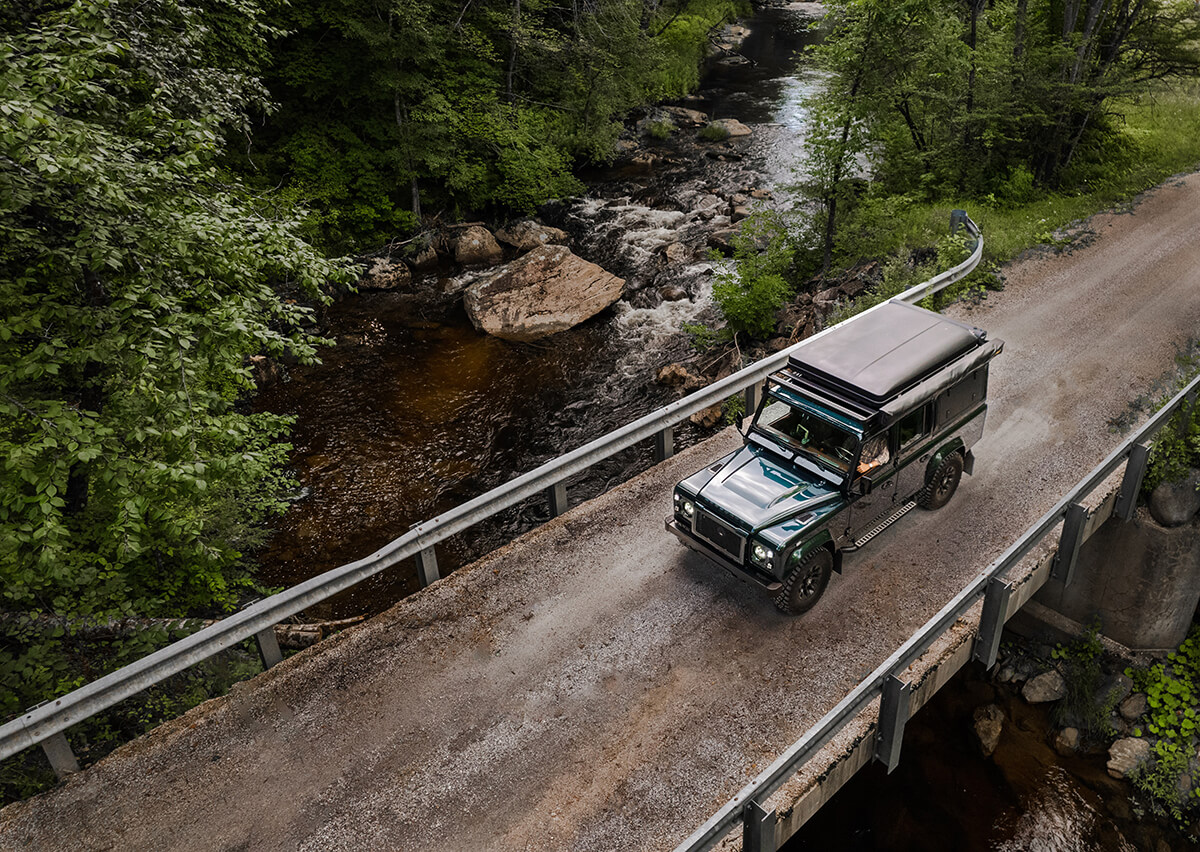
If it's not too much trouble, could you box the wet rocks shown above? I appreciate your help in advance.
[454,225,504,267]
[973,704,1005,756]
[706,118,753,138]
[658,285,689,302]
[1022,670,1067,703]
[656,363,703,390]
[359,257,413,291]
[495,220,569,253]
[663,106,708,127]
[463,245,624,342]
[1148,468,1200,526]
[1107,737,1151,779]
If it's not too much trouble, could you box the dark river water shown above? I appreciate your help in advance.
[252,3,1165,848]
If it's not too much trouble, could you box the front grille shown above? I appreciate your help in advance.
[695,510,746,564]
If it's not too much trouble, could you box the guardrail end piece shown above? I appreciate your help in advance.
[742,798,778,852]
[42,731,80,779]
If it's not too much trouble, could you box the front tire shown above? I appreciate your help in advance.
[919,452,963,510]
[774,548,833,615]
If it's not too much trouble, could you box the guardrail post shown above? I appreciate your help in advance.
[874,674,911,774]
[1051,503,1088,586]
[744,381,761,421]
[41,731,80,779]
[1115,442,1151,522]
[973,578,1012,669]
[654,426,674,462]
[742,798,778,852]
[546,482,568,517]
[416,546,440,587]
[254,627,284,669]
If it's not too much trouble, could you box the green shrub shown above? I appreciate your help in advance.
[647,120,676,141]
[699,122,730,142]
[711,213,796,339]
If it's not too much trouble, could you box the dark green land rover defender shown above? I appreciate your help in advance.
[667,301,1003,614]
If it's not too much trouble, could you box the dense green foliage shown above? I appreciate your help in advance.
[1127,626,1200,824]
[804,0,1200,269]
[245,0,740,250]
[0,0,351,726]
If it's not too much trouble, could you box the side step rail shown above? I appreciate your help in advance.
[846,501,918,551]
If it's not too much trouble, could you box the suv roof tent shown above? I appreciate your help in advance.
[785,301,995,411]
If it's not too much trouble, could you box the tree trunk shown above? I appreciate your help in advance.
[506,0,521,102]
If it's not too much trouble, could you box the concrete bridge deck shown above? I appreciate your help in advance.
[4,174,1200,851]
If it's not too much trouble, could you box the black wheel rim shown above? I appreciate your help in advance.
[797,562,822,599]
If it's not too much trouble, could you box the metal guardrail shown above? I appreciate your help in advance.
[674,365,1200,852]
[0,213,983,775]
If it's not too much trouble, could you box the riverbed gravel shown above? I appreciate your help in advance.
[3,174,1200,851]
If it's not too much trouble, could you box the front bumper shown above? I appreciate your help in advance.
[665,518,783,592]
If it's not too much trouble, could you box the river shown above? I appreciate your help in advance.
[252,3,1152,848]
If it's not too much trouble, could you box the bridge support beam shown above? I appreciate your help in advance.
[416,546,440,587]
[546,482,569,517]
[973,578,1012,669]
[254,627,284,670]
[744,381,761,423]
[743,798,778,852]
[41,731,79,780]
[1114,442,1151,522]
[1051,503,1088,586]
[654,426,674,463]
[873,675,911,774]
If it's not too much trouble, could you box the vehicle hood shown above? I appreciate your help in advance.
[696,444,841,532]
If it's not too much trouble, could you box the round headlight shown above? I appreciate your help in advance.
[752,544,774,565]
[682,500,695,517]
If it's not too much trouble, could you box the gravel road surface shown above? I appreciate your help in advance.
[4,173,1200,851]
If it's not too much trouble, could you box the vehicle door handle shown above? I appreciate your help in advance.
[882,480,893,489]
[919,454,930,463]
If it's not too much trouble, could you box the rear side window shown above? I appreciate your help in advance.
[897,406,928,450]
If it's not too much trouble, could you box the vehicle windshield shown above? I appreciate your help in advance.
[753,396,860,474]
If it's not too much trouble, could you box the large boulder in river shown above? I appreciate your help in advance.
[463,245,624,342]
[494,220,569,253]
[454,225,503,266]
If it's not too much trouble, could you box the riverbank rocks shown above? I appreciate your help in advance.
[656,363,703,390]
[690,404,723,429]
[1119,692,1147,721]
[1148,468,1200,526]
[454,225,503,266]
[494,220,569,253]
[664,106,708,127]
[1107,737,1151,779]
[1022,670,1067,703]
[1055,727,1081,755]
[707,118,752,138]
[973,704,1005,756]
[359,257,413,290]
[463,245,624,342]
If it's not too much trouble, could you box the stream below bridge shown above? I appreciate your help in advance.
[252,3,1161,849]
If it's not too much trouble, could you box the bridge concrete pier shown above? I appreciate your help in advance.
[1034,508,1200,652]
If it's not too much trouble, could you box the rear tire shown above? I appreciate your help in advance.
[919,452,963,510]
[774,548,833,615]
